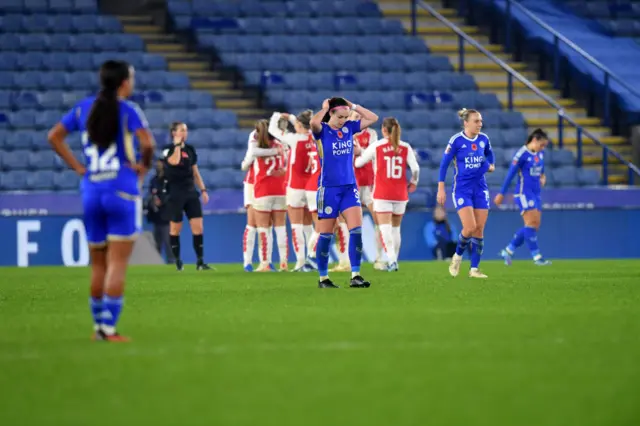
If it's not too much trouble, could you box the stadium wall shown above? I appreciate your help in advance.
[1,210,638,267]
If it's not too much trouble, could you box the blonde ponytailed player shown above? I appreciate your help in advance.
[354,117,419,271]
[268,110,318,272]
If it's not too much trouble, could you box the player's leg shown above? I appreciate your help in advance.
[374,200,396,268]
[243,184,257,271]
[523,207,550,265]
[450,203,477,277]
[273,209,288,271]
[369,206,385,270]
[500,194,528,265]
[82,192,109,340]
[168,195,185,271]
[304,191,320,270]
[101,193,141,341]
[330,215,351,272]
[287,189,306,271]
[253,197,274,272]
[186,195,210,270]
[341,185,370,288]
[315,187,339,287]
[469,208,489,278]
[388,203,406,271]
[302,208,314,246]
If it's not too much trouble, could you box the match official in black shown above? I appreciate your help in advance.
[163,121,211,271]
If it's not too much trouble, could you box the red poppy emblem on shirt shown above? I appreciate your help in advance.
[337,131,343,139]
[471,143,478,151]
[182,152,189,158]
[534,156,540,163]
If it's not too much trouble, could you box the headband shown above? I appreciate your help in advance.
[330,106,349,112]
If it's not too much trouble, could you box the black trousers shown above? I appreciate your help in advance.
[153,223,175,263]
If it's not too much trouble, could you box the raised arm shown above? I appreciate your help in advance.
[346,100,378,131]
[310,99,329,135]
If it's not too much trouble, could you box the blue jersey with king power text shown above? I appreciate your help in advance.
[61,96,149,196]
[499,145,545,196]
[313,120,361,187]
[438,132,495,189]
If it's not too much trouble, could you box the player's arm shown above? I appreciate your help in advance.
[354,141,377,168]
[47,106,86,176]
[494,151,524,205]
[345,100,378,130]
[268,112,287,140]
[310,99,329,135]
[484,137,495,172]
[128,103,155,173]
[437,139,457,205]
[407,145,420,186]
[369,128,378,143]
[540,157,546,186]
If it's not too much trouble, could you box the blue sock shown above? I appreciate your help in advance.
[455,233,471,256]
[89,296,103,330]
[507,227,526,254]
[523,227,541,260]
[470,237,484,268]
[348,226,362,274]
[102,295,124,332]
[316,233,332,277]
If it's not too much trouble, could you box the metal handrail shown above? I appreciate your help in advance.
[412,0,640,185]
[503,0,640,128]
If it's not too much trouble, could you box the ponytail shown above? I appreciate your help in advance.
[86,88,119,149]
[383,117,401,152]
[87,60,131,150]
[255,119,270,149]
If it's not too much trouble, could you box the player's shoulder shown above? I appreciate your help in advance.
[399,140,413,149]
[71,95,96,112]
[120,99,144,114]
[513,145,529,159]
[447,132,463,145]
[478,132,491,141]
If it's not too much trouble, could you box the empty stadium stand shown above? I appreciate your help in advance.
[462,0,639,184]
[0,0,610,202]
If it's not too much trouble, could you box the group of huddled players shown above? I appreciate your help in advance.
[240,100,551,286]
[45,60,552,340]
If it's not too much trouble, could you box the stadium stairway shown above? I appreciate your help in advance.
[116,14,267,128]
[377,0,633,184]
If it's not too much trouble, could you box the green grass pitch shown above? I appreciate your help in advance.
[1,260,639,426]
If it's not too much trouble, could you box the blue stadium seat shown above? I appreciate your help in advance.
[0,53,19,71]
[485,168,506,187]
[3,150,30,170]
[551,166,579,187]
[1,171,30,190]
[27,170,56,190]
[54,170,81,191]
[549,148,575,167]
[577,168,601,186]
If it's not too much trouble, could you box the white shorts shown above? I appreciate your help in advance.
[359,185,374,206]
[306,190,317,212]
[243,183,254,207]
[373,199,408,216]
[287,187,307,208]
[253,195,286,212]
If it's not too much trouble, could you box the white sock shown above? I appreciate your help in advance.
[379,223,397,263]
[267,226,274,263]
[291,224,305,268]
[243,225,256,266]
[274,226,288,266]
[392,226,401,261]
[374,225,383,262]
[307,231,319,259]
[257,227,269,264]
[303,224,313,247]
[336,222,350,264]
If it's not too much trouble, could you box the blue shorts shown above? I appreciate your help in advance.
[452,187,490,211]
[515,192,541,213]
[317,184,361,219]
[83,190,142,246]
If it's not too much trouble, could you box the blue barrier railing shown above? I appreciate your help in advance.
[412,0,640,185]
[502,0,640,129]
